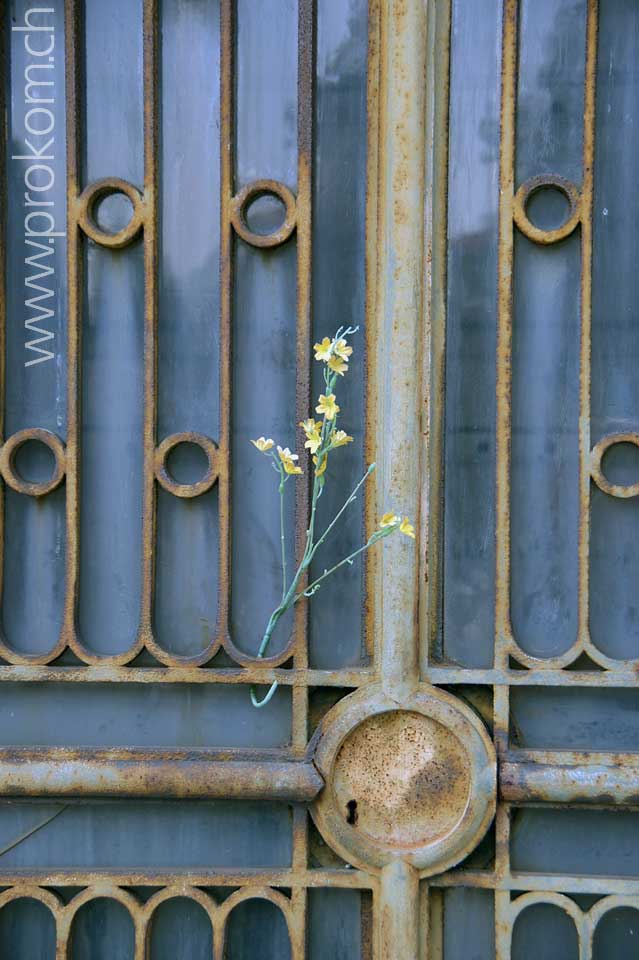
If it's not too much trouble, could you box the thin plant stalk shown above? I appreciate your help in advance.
[249,328,414,708]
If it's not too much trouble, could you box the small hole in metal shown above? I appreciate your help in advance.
[346,799,358,826]
[165,442,210,486]
[244,194,286,236]
[93,192,135,234]
[525,185,571,232]
[13,440,56,485]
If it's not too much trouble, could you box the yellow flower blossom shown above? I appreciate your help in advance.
[313,337,333,362]
[251,436,274,452]
[328,355,349,376]
[379,512,400,528]
[277,445,303,475]
[300,418,322,455]
[399,517,415,539]
[316,393,339,420]
[331,430,353,448]
[334,338,353,361]
[313,454,327,476]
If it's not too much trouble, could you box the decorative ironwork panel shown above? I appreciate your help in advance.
[426,0,639,957]
[2,0,639,957]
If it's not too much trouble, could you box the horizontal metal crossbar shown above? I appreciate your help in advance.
[0,748,634,805]
[0,749,323,801]
[500,755,639,806]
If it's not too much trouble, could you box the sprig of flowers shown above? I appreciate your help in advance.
[249,327,414,707]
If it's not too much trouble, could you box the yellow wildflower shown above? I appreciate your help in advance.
[399,517,416,539]
[334,338,353,361]
[300,418,322,455]
[332,430,353,448]
[316,393,339,420]
[251,436,274,452]
[379,512,400,528]
[313,454,327,476]
[313,337,333,362]
[328,355,349,376]
[277,445,303,476]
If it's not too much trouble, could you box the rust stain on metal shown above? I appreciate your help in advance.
[154,431,220,499]
[422,0,451,671]
[230,179,298,248]
[292,0,314,765]
[333,711,470,848]
[2,2,633,957]
[500,755,639,806]
[0,428,66,497]
[494,0,517,671]
[0,750,323,802]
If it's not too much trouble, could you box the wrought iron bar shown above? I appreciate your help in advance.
[0,750,322,801]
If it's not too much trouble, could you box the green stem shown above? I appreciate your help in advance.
[279,476,287,600]
[250,680,279,708]
[250,529,392,708]
[295,528,393,602]
[251,436,324,708]
[251,330,360,709]
[308,463,375,564]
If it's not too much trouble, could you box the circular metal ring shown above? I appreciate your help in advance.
[0,428,66,497]
[230,179,297,248]
[513,174,581,245]
[590,432,639,498]
[310,683,496,875]
[154,432,219,499]
[77,177,144,249]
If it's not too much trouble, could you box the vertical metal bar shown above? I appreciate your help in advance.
[62,0,82,659]
[56,922,68,960]
[218,0,233,652]
[377,861,420,960]
[426,888,444,960]
[493,683,509,758]
[134,916,146,960]
[364,0,382,669]
[494,801,512,890]
[494,681,511,923]
[292,0,314,755]
[377,0,427,700]
[361,890,375,960]
[139,0,159,652]
[422,0,451,673]
[580,0,598,658]
[494,890,512,960]
[495,0,517,669]
[291,805,308,960]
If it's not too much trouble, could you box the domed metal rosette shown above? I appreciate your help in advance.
[309,683,496,876]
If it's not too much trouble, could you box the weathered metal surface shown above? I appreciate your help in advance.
[310,684,496,876]
[3,743,637,809]
[0,427,66,496]
[501,757,639,806]
[378,861,420,960]
[230,179,297,249]
[0,883,299,960]
[154,431,219,499]
[590,431,639,499]
[511,173,582,246]
[421,0,451,675]
[494,0,611,674]
[0,751,322,802]
[375,0,427,703]
[2,0,639,957]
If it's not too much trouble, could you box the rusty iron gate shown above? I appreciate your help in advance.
[1,0,639,956]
